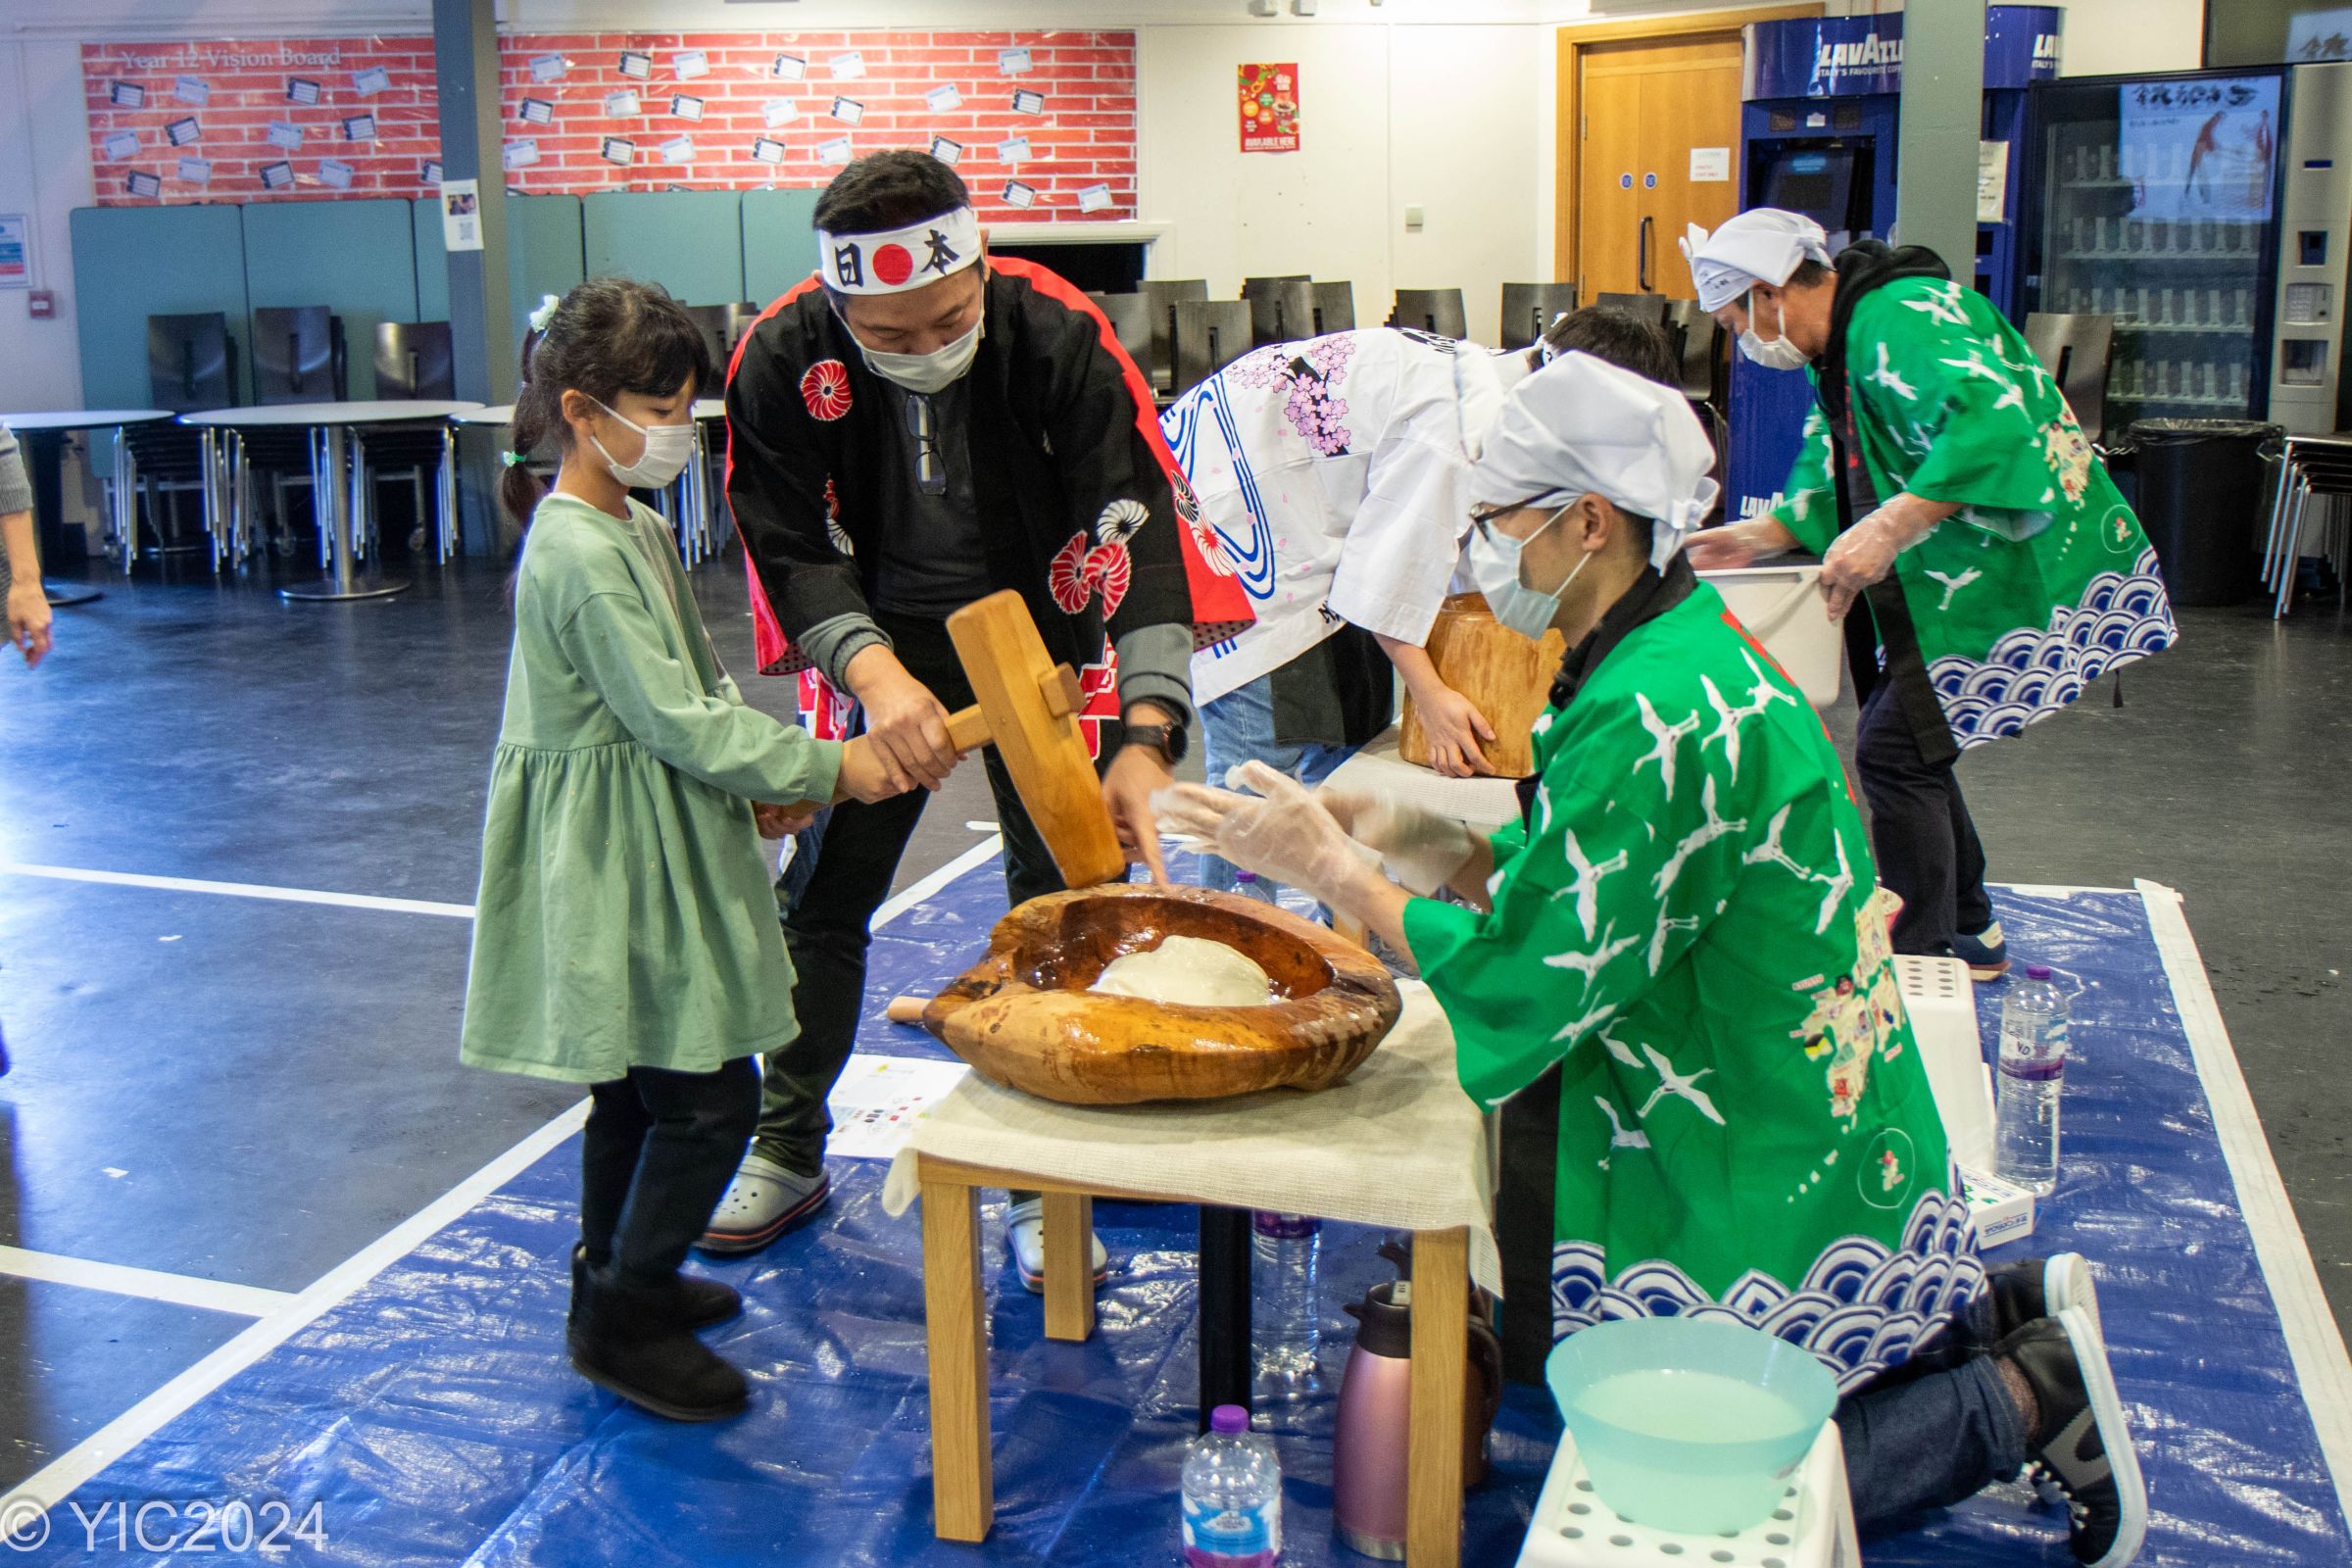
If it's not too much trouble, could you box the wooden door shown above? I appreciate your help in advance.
[1573,33,1745,302]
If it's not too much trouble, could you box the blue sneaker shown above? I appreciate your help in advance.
[1950,920,2010,981]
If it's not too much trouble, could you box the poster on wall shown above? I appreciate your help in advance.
[441,178,483,251]
[1238,63,1298,154]
[2118,74,2278,221]
[0,215,28,288]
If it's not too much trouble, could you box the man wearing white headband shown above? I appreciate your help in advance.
[1160,350,2143,1567]
[715,151,1251,1286]
[1681,208,2177,993]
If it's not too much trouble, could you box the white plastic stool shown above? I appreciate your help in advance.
[1515,1421,1859,1568]
[1895,954,1993,1173]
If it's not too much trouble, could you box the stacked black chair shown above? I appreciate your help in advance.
[1498,282,1581,351]
[1389,287,1468,340]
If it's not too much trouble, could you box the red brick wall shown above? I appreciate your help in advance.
[82,29,1138,223]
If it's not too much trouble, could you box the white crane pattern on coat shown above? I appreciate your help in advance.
[1635,1042,1727,1125]
[1650,775,1749,902]
[1550,830,1631,941]
[1633,693,1698,803]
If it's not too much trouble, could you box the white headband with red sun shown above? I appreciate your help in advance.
[816,206,982,295]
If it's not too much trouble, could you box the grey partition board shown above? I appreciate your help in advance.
[741,187,821,306]
[582,191,746,307]
[413,197,451,326]
[416,193,584,363]
[243,199,418,401]
[70,205,250,409]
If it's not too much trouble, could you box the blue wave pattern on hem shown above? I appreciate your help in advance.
[1929,547,2179,751]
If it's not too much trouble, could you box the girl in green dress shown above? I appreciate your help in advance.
[459,280,892,1422]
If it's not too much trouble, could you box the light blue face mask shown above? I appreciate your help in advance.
[1467,502,1587,640]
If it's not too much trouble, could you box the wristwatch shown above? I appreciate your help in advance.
[1120,718,1190,766]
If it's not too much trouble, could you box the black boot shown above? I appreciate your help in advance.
[567,1263,751,1423]
[2001,1311,2146,1567]
[572,1245,741,1333]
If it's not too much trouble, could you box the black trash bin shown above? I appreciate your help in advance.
[2120,418,2278,607]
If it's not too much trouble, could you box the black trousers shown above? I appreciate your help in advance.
[1854,678,1993,956]
[753,611,1095,1173]
[582,1056,760,1286]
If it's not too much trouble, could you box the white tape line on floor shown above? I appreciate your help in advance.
[0,863,474,919]
[0,1247,296,1319]
[2138,878,2352,1526]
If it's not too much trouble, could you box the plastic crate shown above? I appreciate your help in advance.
[1894,954,1993,1174]
[1516,1420,1857,1568]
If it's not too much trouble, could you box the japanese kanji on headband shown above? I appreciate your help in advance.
[816,205,982,295]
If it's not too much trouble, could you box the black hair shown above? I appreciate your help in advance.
[1539,304,1680,388]
[812,149,970,236]
[1787,258,1835,289]
[502,276,712,525]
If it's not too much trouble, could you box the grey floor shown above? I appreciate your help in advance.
[0,553,2343,1492]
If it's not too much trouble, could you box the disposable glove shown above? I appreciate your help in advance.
[1317,787,1480,898]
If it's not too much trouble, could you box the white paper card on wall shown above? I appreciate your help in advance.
[763,98,798,128]
[123,171,162,199]
[520,97,556,126]
[999,46,1034,76]
[318,158,356,190]
[602,136,636,166]
[1011,89,1046,116]
[286,77,322,107]
[830,51,866,80]
[173,75,211,107]
[109,80,146,109]
[772,54,808,80]
[671,94,707,122]
[167,118,202,147]
[997,134,1031,164]
[1690,146,1731,183]
[661,135,695,165]
[618,51,653,80]
[1075,182,1111,213]
[926,84,962,113]
[353,66,391,96]
[1003,179,1037,209]
[102,130,141,162]
[1977,140,2010,223]
[817,136,854,166]
[176,156,213,186]
[421,159,443,185]
[529,53,567,84]
[606,89,642,118]
[266,121,305,151]
[752,137,787,166]
[0,215,24,287]
[830,97,864,125]
[674,50,710,81]
[260,161,296,190]
[342,115,376,142]
[503,137,541,171]
[930,135,963,166]
[441,178,483,251]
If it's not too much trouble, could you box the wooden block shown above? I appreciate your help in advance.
[1399,594,1566,777]
[1042,1192,1096,1343]
[920,1174,994,1543]
[946,591,1126,888]
[1405,1226,1468,1568]
[945,704,993,756]
[885,996,927,1025]
[1040,663,1083,720]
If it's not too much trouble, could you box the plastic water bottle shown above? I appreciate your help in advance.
[1232,867,1277,906]
[1182,1404,1283,1566]
[1995,964,2071,1197]
[1251,1212,1321,1399]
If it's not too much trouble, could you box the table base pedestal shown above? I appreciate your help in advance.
[41,581,103,608]
[279,576,410,603]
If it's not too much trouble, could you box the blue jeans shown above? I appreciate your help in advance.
[1199,673,1356,906]
[1835,1288,2031,1534]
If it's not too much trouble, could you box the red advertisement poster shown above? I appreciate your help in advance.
[1238,62,1298,153]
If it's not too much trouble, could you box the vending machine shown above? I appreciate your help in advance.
[1725,7,2062,519]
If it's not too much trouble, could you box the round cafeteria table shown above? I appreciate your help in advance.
[180,401,480,602]
[3,408,176,606]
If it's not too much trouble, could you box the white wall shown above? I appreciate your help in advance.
[0,40,99,412]
[2053,0,2204,77]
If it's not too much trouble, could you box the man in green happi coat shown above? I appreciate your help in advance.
[1163,353,2145,1566]
[1683,209,2177,978]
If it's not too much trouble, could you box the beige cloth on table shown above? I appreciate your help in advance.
[882,981,1504,1297]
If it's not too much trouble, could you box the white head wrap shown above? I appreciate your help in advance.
[1679,208,1835,313]
[1468,351,1721,571]
[817,205,981,295]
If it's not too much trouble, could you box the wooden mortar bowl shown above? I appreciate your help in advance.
[922,884,1403,1105]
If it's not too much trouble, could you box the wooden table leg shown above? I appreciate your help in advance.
[1042,1192,1095,1343]
[1406,1227,1468,1568]
[1198,1204,1253,1428]
[921,1176,993,1543]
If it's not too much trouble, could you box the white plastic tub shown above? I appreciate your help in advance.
[1699,564,1843,707]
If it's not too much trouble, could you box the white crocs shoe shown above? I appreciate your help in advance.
[1004,1198,1109,1296]
[699,1154,829,1255]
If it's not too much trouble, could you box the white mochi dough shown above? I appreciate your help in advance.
[1090,935,1276,1007]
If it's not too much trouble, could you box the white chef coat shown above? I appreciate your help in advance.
[1164,328,1532,710]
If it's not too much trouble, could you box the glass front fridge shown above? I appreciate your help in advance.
[2019,69,2287,421]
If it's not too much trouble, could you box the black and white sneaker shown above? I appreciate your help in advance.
[2003,1307,2147,1567]
[1987,1252,2102,1344]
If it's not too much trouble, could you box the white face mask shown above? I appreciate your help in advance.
[1467,503,1587,641]
[589,398,695,489]
[1739,289,1811,371]
[857,310,983,395]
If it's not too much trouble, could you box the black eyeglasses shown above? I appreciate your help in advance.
[906,392,946,497]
